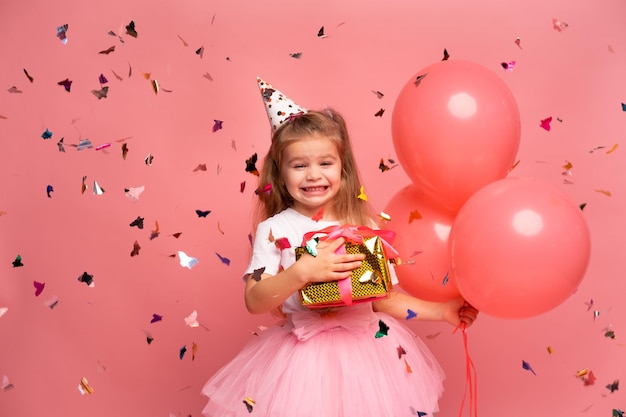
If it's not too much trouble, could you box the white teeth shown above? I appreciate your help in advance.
[304,186,327,192]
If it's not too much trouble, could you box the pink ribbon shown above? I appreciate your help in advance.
[291,308,377,341]
[300,225,398,306]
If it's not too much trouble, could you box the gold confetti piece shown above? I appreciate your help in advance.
[357,186,368,201]
[408,210,422,223]
[595,189,612,196]
[379,212,391,221]
[576,369,589,377]
[78,377,94,395]
[243,397,255,412]
[404,358,413,373]
[547,346,554,354]
[562,161,573,170]
[142,72,151,80]
[151,79,159,94]
[606,144,619,154]
[192,342,198,360]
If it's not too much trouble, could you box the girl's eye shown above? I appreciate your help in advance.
[294,164,305,169]
[321,161,332,166]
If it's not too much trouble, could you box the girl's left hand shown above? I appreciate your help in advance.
[443,297,479,328]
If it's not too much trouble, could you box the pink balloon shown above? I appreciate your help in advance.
[448,177,591,319]
[384,184,461,302]
[391,60,521,212]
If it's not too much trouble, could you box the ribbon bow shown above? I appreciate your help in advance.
[300,225,398,307]
[291,308,376,341]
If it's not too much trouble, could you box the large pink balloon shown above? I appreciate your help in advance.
[448,177,591,319]
[384,184,461,302]
[392,60,521,212]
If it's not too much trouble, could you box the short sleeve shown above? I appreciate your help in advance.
[244,220,282,277]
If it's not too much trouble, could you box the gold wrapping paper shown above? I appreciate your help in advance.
[295,236,392,308]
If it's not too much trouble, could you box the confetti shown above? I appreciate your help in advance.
[125,20,138,38]
[12,255,23,267]
[522,360,536,375]
[216,252,230,266]
[312,208,324,221]
[374,108,385,117]
[379,212,391,221]
[606,380,619,393]
[243,397,255,413]
[0,307,7,318]
[171,232,182,239]
[130,216,144,229]
[613,409,624,417]
[196,209,211,218]
[404,358,413,373]
[622,103,626,112]
[179,345,187,360]
[375,319,389,338]
[7,86,22,93]
[194,164,207,172]
[184,310,200,328]
[595,189,612,196]
[192,342,198,360]
[57,138,65,152]
[150,221,160,240]
[57,78,72,92]
[81,176,87,194]
[125,186,145,201]
[41,128,53,139]
[442,48,450,61]
[245,153,259,176]
[213,120,223,132]
[130,241,141,257]
[2,375,14,391]
[317,26,326,38]
[579,203,587,211]
[275,237,291,250]
[77,272,95,287]
[515,37,522,49]
[95,143,111,150]
[240,181,246,193]
[98,45,116,55]
[45,296,59,309]
[33,281,45,296]
[196,46,204,58]
[151,79,159,94]
[46,185,54,198]
[78,377,94,395]
[552,18,568,32]
[56,24,69,44]
[606,143,619,154]
[397,346,407,358]
[92,180,105,195]
[144,153,154,166]
[289,52,302,59]
[540,117,552,131]
[255,183,272,195]
[501,61,516,71]
[98,74,108,84]
[357,186,368,201]
[410,407,427,417]
[111,69,123,81]
[178,251,199,269]
[408,210,422,223]
[91,86,109,99]
[23,68,34,82]
[547,346,553,354]
[372,90,384,99]
[217,221,225,235]
[77,139,93,150]
[150,314,163,323]
[406,309,417,320]
[414,73,427,86]
[250,267,265,282]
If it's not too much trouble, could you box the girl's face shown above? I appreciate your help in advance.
[280,133,342,219]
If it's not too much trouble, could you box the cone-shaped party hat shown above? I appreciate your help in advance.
[257,77,307,131]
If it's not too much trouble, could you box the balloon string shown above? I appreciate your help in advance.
[454,322,478,417]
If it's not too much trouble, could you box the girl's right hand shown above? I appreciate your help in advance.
[297,237,364,284]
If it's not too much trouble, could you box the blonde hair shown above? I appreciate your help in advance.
[254,108,376,227]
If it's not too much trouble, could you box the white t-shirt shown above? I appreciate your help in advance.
[245,208,397,313]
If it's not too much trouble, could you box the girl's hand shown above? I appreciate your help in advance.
[442,297,479,328]
[297,237,365,283]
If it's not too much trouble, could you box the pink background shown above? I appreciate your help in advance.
[1,0,625,416]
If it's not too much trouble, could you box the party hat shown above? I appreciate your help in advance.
[257,77,307,131]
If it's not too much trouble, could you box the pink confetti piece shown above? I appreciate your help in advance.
[540,117,552,131]
[33,281,45,296]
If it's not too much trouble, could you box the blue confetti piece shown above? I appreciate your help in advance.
[41,129,53,139]
[522,360,536,375]
[216,252,230,266]
[179,345,187,360]
[46,185,54,198]
[442,272,449,286]
[621,103,626,112]
[406,309,417,320]
[213,119,223,132]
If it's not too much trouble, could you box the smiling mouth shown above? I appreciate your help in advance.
[302,186,328,192]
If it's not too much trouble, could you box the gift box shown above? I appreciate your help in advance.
[294,225,396,309]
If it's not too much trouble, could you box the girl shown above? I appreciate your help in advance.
[201,78,478,417]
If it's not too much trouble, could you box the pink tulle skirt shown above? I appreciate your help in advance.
[201,305,445,417]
